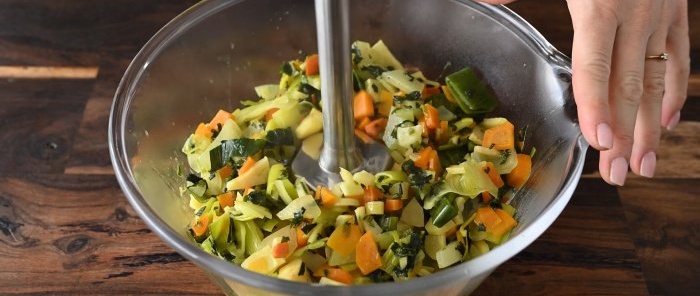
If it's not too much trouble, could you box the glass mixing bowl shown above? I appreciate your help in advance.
[109,0,587,295]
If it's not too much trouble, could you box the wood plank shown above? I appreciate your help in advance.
[0,66,98,79]
[0,174,218,295]
[475,178,648,295]
[64,58,133,175]
[618,178,700,296]
[0,80,93,175]
[689,75,700,97]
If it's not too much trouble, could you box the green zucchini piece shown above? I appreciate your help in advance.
[445,67,497,115]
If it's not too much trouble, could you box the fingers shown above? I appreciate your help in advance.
[629,32,668,178]
[662,0,690,130]
[598,5,657,185]
[567,0,618,152]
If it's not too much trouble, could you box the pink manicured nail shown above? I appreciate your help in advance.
[666,111,680,131]
[640,152,656,178]
[610,157,628,186]
[597,123,613,150]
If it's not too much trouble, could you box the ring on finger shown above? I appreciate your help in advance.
[645,52,669,61]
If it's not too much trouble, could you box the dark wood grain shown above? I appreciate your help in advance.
[0,0,698,295]
[475,179,648,295]
[0,80,93,175]
[618,178,700,296]
[0,174,218,295]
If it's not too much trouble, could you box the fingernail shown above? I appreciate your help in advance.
[597,123,613,150]
[610,157,628,186]
[640,152,656,178]
[666,111,680,131]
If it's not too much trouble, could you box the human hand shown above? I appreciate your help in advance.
[478,0,690,186]
[566,0,689,185]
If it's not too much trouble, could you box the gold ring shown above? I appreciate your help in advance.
[645,53,669,61]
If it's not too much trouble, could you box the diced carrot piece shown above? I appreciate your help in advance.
[356,232,382,275]
[428,148,441,176]
[414,146,440,174]
[506,154,532,189]
[377,90,393,117]
[194,122,213,138]
[481,191,492,205]
[424,104,440,129]
[481,161,504,188]
[209,110,231,130]
[190,213,212,237]
[265,107,280,121]
[272,241,290,258]
[474,207,502,231]
[482,121,515,150]
[319,187,338,208]
[422,84,441,98]
[363,185,383,204]
[438,120,450,144]
[238,156,257,175]
[296,226,308,248]
[325,268,354,285]
[216,191,235,208]
[418,118,430,138]
[305,54,319,76]
[364,118,388,140]
[414,146,434,170]
[384,199,403,212]
[218,164,234,179]
[355,128,374,144]
[327,224,363,257]
[490,208,518,237]
[353,90,375,120]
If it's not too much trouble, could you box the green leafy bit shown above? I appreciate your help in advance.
[362,65,387,78]
[265,128,295,146]
[499,149,512,165]
[291,207,307,227]
[401,160,432,188]
[186,173,208,202]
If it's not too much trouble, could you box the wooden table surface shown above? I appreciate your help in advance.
[0,1,698,295]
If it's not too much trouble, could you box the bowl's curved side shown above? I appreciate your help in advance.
[109,0,584,295]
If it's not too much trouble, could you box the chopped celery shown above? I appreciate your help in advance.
[266,163,287,196]
[276,195,321,221]
[380,70,424,94]
[424,234,446,260]
[399,198,425,227]
[365,201,385,216]
[254,84,280,100]
[232,200,272,221]
[232,95,295,125]
[209,215,231,251]
[436,241,461,268]
[352,170,375,187]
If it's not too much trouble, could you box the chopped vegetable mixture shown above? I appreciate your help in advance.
[180,40,534,284]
